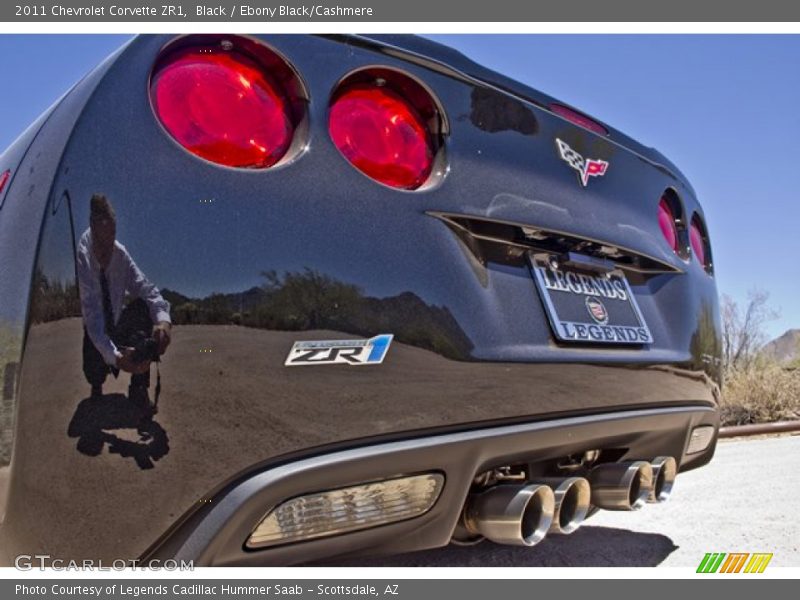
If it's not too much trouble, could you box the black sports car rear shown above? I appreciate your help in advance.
[0,34,721,566]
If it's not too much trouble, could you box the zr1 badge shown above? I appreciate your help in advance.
[284,335,394,367]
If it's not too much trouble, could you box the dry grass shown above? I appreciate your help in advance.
[0,323,23,466]
[721,362,800,426]
[0,323,22,398]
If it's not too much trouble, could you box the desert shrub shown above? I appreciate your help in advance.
[0,323,22,466]
[721,361,800,425]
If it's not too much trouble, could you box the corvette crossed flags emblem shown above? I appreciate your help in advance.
[555,138,609,187]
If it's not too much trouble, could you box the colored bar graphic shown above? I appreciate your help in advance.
[744,553,773,573]
[709,553,726,573]
[696,553,713,573]
[697,552,772,573]
[697,553,725,573]
[720,553,749,573]
[732,553,749,573]
[719,554,735,573]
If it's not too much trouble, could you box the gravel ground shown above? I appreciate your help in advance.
[343,435,800,567]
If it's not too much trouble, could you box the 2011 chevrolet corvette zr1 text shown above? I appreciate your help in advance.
[0,34,721,566]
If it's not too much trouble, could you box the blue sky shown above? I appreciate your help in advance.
[1,34,797,340]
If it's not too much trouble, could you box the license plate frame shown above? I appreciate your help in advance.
[528,253,653,345]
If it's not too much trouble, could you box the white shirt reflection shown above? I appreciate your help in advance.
[76,228,171,366]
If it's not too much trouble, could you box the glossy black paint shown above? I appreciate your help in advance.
[0,34,721,564]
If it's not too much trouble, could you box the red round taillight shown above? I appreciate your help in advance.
[658,197,679,253]
[150,44,296,168]
[690,214,709,269]
[329,71,441,190]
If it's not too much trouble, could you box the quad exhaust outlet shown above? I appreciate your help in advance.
[459,457,677,547]
[462,483,555,546]
[648,456,677,503]
[532,477,591,535]
[589,460,653,511]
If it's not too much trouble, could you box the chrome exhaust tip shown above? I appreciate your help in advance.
[463,483,555,546]
[648,456,677,503]
[533,477,591,535]
[589,461,653,511]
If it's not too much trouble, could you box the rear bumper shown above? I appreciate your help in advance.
[143,404,718,566]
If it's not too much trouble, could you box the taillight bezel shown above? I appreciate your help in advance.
[328,66,449,191]
[690,212,713,274]
[657,189,690,261]
[658,197,679,253]
[148,35,310,170]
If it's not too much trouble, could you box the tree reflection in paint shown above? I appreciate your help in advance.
[165,268,474,361]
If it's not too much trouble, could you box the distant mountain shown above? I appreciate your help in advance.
[160,273,474,360]
[763,329,800,363]
[160,288,192,307]
[161,286,267,312]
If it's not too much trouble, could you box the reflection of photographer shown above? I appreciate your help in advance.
[76,194,171,414]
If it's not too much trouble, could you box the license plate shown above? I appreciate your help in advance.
[528,254,653,345]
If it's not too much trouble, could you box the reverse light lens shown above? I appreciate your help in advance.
[690,215,708,268]
[246,473,444,549]
[550,104,609,136]
[658,197,679,253]
[151,48,293,168]
[329,85,434,189]
[687,426,715,454]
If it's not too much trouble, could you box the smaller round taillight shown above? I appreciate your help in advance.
[0,170,10,194]
[329,69,445,190]
[690,214,711,272]
[657,196,679,253]
[150,37,306,169]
